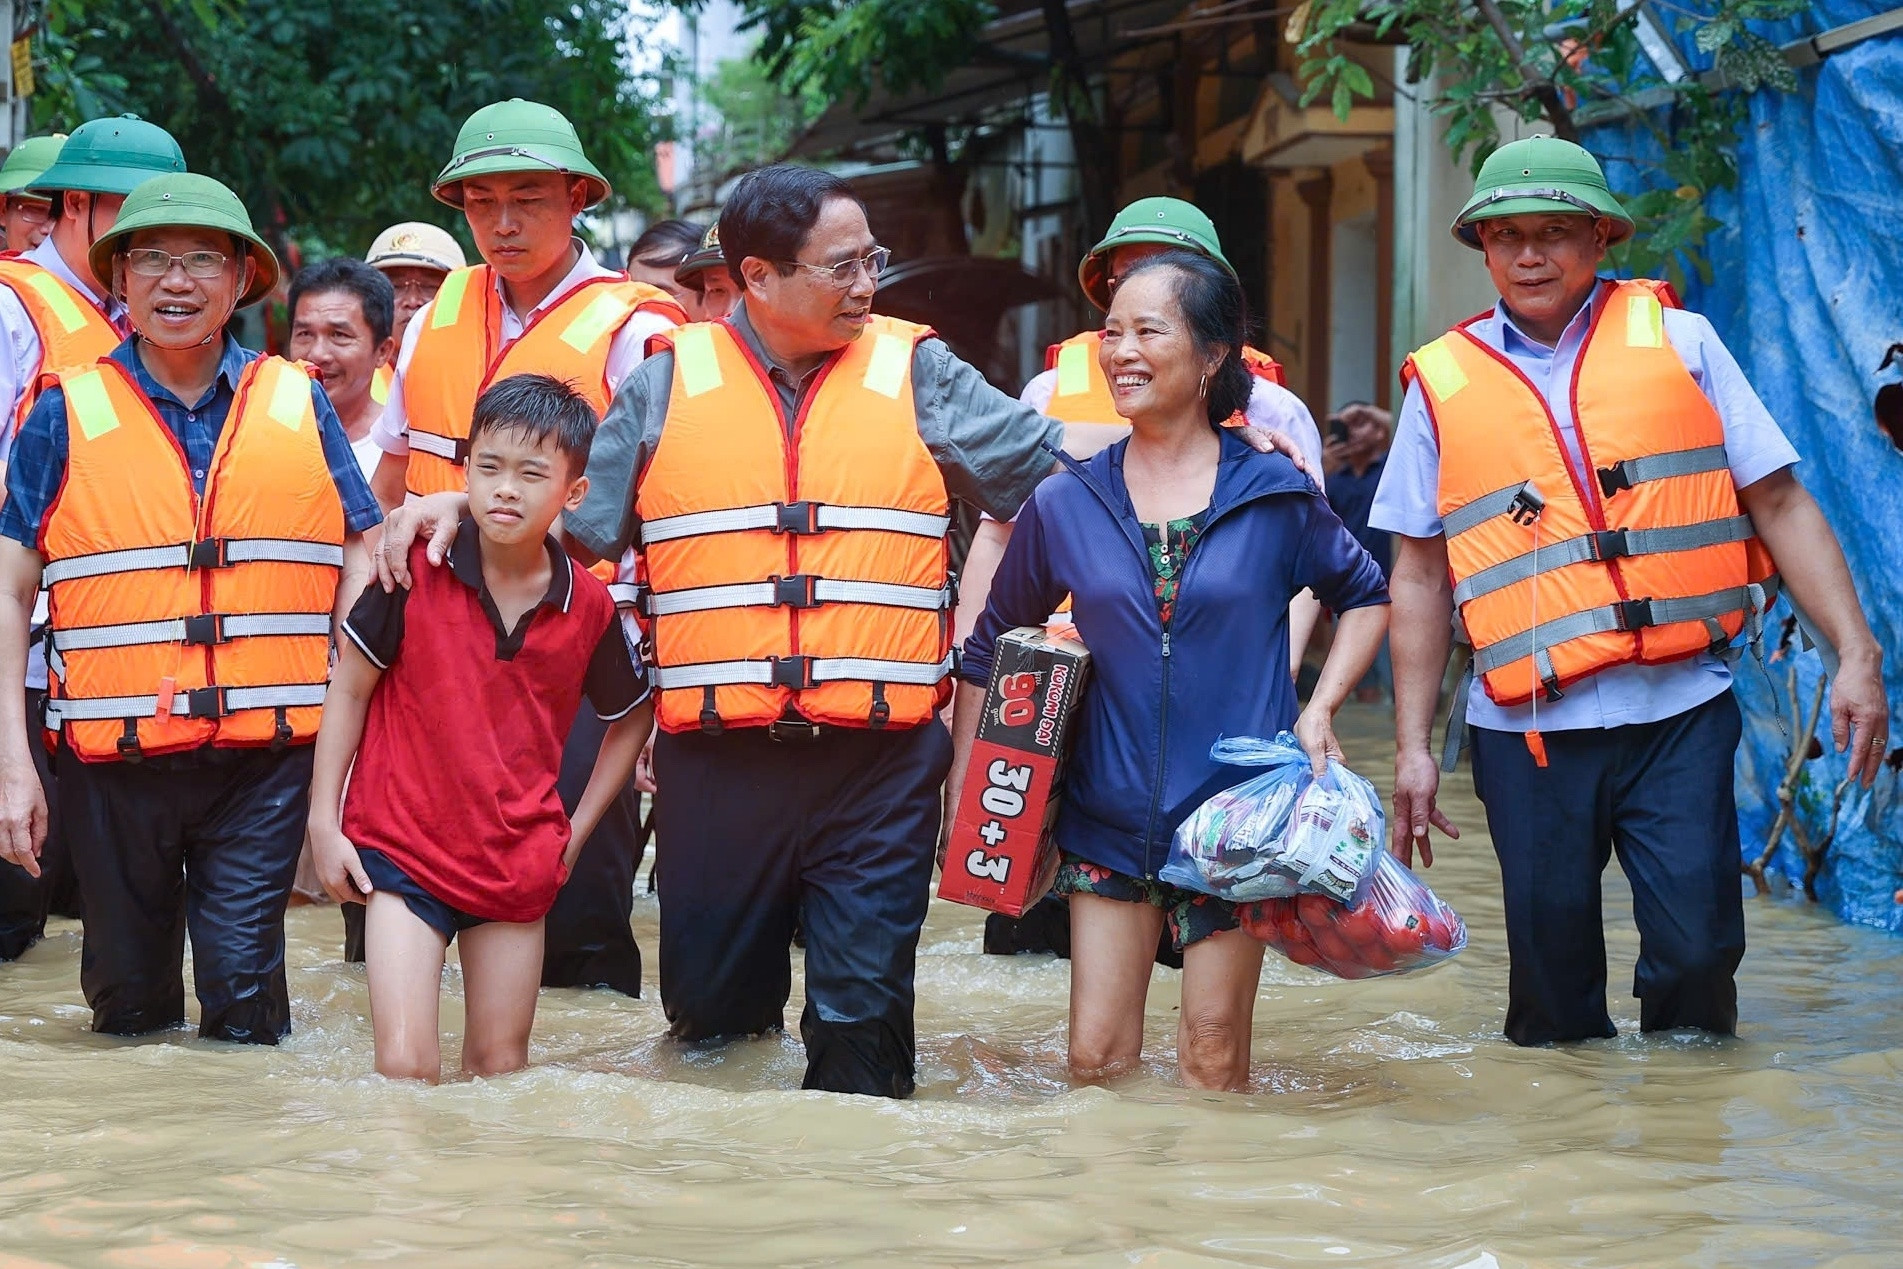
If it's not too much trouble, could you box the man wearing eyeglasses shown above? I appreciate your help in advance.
[356,100,686,998]
[0,118,186,964]
[0,136,64,257]
[0,174,382,1039]
[380,163,1313,1097]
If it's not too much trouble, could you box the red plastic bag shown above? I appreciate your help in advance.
[1239,851,1466,979]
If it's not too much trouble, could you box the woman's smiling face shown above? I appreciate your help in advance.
[1098,266,1212,424]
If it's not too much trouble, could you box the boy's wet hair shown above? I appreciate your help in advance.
[468,373,597,475]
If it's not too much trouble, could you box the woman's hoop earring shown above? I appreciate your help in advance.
[1198,373,1207,398]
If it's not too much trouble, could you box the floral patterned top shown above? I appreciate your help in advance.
[1141,509,1209,629]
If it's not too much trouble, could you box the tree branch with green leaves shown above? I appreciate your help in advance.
[1292,0,1805,284]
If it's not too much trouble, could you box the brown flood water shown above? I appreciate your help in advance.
[3,701,1902,1268]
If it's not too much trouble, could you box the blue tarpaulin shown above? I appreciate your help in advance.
[1598,3,1903,930]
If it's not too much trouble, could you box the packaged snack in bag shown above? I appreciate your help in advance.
[1159,733,1383,904]
[1238,851,1467,979]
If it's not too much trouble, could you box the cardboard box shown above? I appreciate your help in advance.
[938,624,1091,916]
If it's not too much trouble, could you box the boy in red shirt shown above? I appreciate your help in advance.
[309,374,651,1082]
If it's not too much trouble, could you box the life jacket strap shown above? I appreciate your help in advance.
[639,501,948,545]
[51,612,331,653]
[653,650,958,692]
[1452,516,1757,606]
[1472,581,1772,677]
[46,682,327,726]
[1595,444,1729,499]
[645,576,953,618]
[42,538,344,586]
[406,429,470,463]
[606,581,642,608]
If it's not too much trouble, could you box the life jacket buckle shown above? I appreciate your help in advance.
[1587,528,1630,561]
[1615,598,1656,631]
[189,538,229,570]
[767,654,815,690]
[1506,482,1546,526]
[1596,461,1634,500]
[772,574,821,609]
[182,614,226,646]
[773,501,821,535]
[181,686,224,718]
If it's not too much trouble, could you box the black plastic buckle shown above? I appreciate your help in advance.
[1541,674,1566,703]
[697,685,723,734]
[181,686,223,718]
[116,719,143,763]
[773,501,821,535]
[1587,529,1630,562]
[271,707,293,752]
[766,717,826,743]
[189,538,228,570]
[453,438,471,464]
[1596,462,1633,500]
[1616,598,1656,631]
[767,655,815,690]
[1506,482,1546,526]
[182,614,225,646]
[772,574,821,609]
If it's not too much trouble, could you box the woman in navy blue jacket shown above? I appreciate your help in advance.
[951,252,1390,1091]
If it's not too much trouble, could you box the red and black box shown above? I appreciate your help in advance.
[938,624,1091,917]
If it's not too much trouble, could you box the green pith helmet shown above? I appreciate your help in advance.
[1078,197,1234,311]
[432,99,611,209]
[27,115,186,198]
[1452,135,1633,248]
[675,221,724,284]
[88,174,280,307]
[0,135,68,198]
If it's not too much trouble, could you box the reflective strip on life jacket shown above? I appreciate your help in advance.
[1413,277,1774,707]
[403,268,685,496]
[639,502,949,545]
[652,650,958,691]
[636,315,952,732]
[38,356,345,761]
[644,577,953,618]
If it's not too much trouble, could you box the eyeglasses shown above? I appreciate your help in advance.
[6,199,49,224]
[390,279,440,300]
[123,248,231,279]
[780,247,891,288]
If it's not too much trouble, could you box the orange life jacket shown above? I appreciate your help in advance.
[0,258,120,430]
[38,356,345,761]
[635,315,954,733]
[1403,278,1774,708]
[1042,329,1286,424]
[370,361,392,407]
[401,265,685,496]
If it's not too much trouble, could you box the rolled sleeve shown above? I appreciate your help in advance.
[1367,380,1444,539]
[1294,491,1390,615]
[371,310,427,456]
[312,384,384,534]
[0,385,70,549]
[340,578,407,670]
[961,489,1066,686]
[913,338,1063,521]
[572,352,673,560]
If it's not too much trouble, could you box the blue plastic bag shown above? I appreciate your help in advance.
[1160,733,1385,904]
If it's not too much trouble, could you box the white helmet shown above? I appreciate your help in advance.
[365,222,466,275]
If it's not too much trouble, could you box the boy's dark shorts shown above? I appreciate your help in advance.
[1054,851,1239,952]
[359,849,490,944]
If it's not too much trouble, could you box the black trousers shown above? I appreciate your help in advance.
[1471,692,1747,1046]
[343,709,645,996]
[59,742,312,1043]
[654,721,952,1099]
[0,690,79,960]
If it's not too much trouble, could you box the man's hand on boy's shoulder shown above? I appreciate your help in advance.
[376,492,468,591]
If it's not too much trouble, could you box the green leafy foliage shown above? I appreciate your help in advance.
[720,0,998,107]
[32,0,672,258]
[690,56,827,184]
[1294,0,1808,285]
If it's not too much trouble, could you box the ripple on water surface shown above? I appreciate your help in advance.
[3,706,1902,1267]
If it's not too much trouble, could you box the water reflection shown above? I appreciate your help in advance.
[3,704,1902,1266]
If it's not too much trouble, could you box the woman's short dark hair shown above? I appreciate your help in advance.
[631,218,703,269]
[288,257,396,346]
[718,164,866,285]
[1119,250,1252,426]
